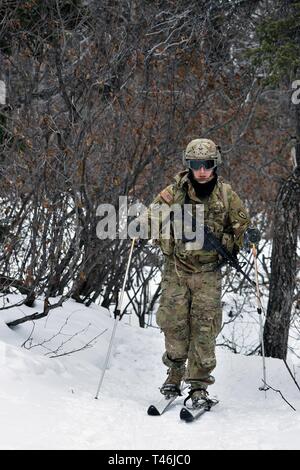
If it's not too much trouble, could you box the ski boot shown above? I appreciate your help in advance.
[184,376,215,409]
[160,353,185,398]
[189,388,210,408]
[160,368,184,398]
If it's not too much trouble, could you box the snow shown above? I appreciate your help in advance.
[0,295,300,450]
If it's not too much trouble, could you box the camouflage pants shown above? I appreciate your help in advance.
[156,260,222,387]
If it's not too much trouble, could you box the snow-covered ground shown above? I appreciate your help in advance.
[0,295,300,450]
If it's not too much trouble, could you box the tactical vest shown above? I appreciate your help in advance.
[158,174,234,269]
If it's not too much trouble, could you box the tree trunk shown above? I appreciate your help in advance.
[263,103,300,358]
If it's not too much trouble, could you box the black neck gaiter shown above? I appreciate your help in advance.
[188,169,218,199]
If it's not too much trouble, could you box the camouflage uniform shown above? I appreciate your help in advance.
[146,169,250,389]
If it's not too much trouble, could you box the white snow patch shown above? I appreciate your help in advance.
[0,296,300,450]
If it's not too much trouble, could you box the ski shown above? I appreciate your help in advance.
[147,394,180,416]
[147,385,188,416]
[180,399,219,422]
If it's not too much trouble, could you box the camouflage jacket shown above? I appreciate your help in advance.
[141,170,250,272]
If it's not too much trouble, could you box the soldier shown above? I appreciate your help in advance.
[139,138,259,408]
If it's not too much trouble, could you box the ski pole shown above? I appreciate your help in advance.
[252,243,268,393]
[95,237,136,399]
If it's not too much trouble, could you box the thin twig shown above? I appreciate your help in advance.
[283,359,300,395]
[48,329,108,358]
[262,380,296,411]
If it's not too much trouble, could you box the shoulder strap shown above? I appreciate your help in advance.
[220,182,230,212]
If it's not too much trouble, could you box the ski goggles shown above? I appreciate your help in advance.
[187,159,217,171]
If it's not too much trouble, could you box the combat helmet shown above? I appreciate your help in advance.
[183,138,222,170]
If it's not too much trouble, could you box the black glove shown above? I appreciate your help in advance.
[202,236,216,251]
[134,220,149,241]
[232,245,239,259]
[243,227,261,252]
[247,227,261,244]
[134,238,146,248]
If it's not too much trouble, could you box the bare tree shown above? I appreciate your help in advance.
[0,0,298,357]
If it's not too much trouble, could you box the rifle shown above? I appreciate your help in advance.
[182,222,255,287]
[203,225,255,287]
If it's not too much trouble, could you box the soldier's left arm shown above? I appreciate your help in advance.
[227,188,251,251]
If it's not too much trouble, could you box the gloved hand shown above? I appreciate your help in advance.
[232,245,239,259]
[134,237,146,248]
[243,227,261,252]
[132,220,149,244]
[247,227,261,244]
[202,236,216,251]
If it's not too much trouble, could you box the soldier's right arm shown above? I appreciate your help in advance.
[137,184,175,240]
